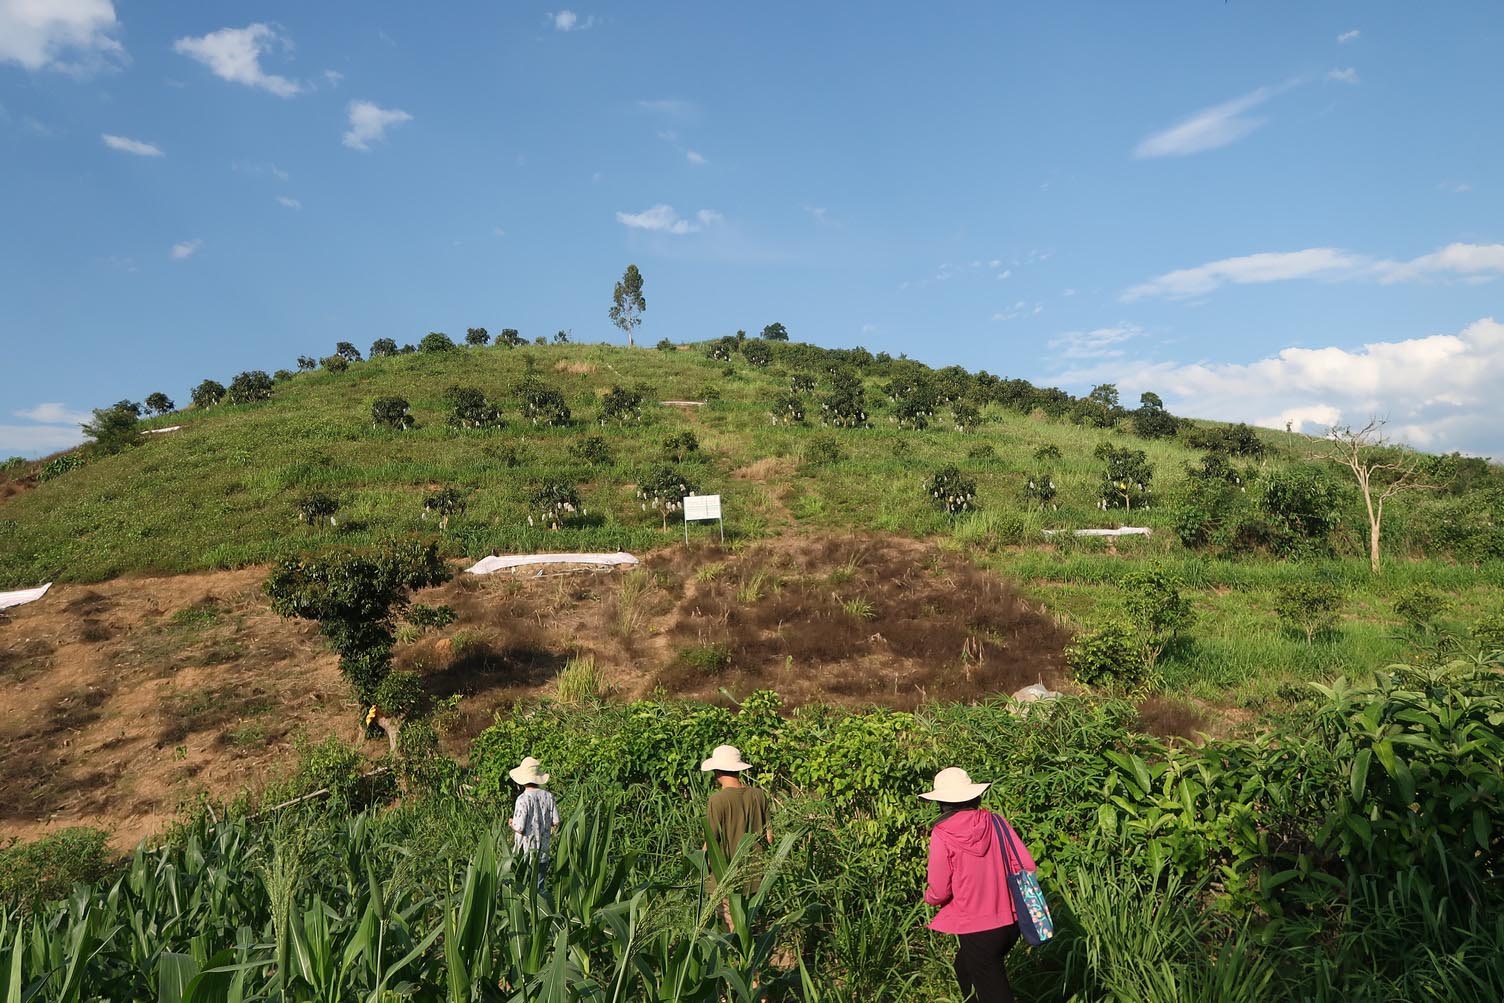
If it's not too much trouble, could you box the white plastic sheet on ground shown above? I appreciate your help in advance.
[1042,527,1152,538]
[143,426,182,435]
[0,582,51,611]
[465,552,640,576]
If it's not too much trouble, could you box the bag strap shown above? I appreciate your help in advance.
[990,812,1021,876]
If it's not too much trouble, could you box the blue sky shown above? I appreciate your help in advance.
[2,1,1501,457]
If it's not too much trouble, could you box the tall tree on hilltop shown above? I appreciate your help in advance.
[610,264,646,347]
[1316,418,1440,574]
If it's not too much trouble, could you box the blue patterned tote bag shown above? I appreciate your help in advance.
[991,812,1054,946]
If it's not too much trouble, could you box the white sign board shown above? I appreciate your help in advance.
[683,494,722,521]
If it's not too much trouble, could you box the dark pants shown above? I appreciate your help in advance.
[954,924,1020,1003]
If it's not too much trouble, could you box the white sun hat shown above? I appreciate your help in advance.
[509,756,550,786]
[699,744,752,772]
[919,767,991,802]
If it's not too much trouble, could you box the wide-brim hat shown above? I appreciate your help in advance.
[919,767,991,803]
[700,744,752,772]
[509,756,550,786]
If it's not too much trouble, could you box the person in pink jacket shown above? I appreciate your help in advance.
[921,767,1037,1003]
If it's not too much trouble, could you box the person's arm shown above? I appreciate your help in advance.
[509,797,525,835]
[922,837,952,907]
[549,795,561,833]
[761,793,773,847]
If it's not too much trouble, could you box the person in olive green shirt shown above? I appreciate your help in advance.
[700,744,772,927]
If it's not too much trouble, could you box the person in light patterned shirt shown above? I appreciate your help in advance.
[509,757,560,885]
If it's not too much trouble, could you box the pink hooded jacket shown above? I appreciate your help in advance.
[924,809,1037,934]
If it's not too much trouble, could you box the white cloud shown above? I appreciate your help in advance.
[342,100,412,151]
[1058,317,1504,456]
[1134,85,1278,158]
[993,301,1044,322]
[173,24,301,97]
[1123,248,1366,300]
[0,0,124,74]
[101,133,163,157]
[0,424,87,456]
[14,403,91,425]
[1378,243,1504,284]
[170,239,203,260]
[996,269,1012,280]
[551,10,593,31]
[686,150,707,166]
[275,195,301,209]
[1327,67,1359,84]
[1049,323,1145,360]
[1338,29,1360,44]
[615,204,721,234]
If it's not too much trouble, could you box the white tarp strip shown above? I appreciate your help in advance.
[0,582,51,611]
[466,552,640,575]
[1042,527,1152,538]
[660,400,705,406]
[143,426,182,435]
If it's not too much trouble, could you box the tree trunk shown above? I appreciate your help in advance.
[1369,511,1382,575]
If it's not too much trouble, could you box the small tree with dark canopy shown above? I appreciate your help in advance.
[227,371,274,404]
[322,355,349,373]
[1133,392,1180,440]
[951,400,981,432]
[191,380,226,409]
[570,435,614,465]
[421,487,466,530]
[335,341,363,362]
[656,338,675,352]
[610,264,646,347]
[420,332,456,353]
[760,322,789,341]
[740,340,772,368]
[789,372,816,393]
[144,392,175,415]
[599,385,644,425]
[297,355,318,371]
[662,430,700,463]
[820,370,870,428]
[520,381,571,427]
[370,338,399,358]
[82,404,141,455]
[771,393,806,425]
[1095,442,1153,511]
[465,327,490,346]
[263,541,450,705]
[529,479,583,530]
[496,328,525,348]
[296,492,340,527]
[372,396,416,430]
[636,465,696,529]
[113,399,143,417]
[927,465,978,515]
[442,385,502,429]
[1274,581,1344,644]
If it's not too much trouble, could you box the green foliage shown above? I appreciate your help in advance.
[706,335,738,362]
[1066,619,1150,689]
[1133,404,1181,440]
[421,487,466,528]
[144,391,175,415]
[1033,444,1062,462]
[951,400,981,432]
[81,404,141,455]
[740,339,772,368]
[820,370,869,428]
[599,384,644,424]
[926,464,977,514]
[570,434,614,465]
[655,338,675,351]
[789,372,816,393]
[369,337,399,358]
[662,430,700,463]
[1474,611,1504,651]
[1025,469,1057,509]
[273,368,296,382]
[322,354,350,373]
[465,327,490,346]
[496,328,525,347]
[226,370,274,404]
[419,331,456,352]
[968,443,996,460]
[442,384,502,429]
[760,322,789,341]
[1274,580,1345,643]
[263,540,450,702]
[553,329,571,344]
[677,642,733,673]
[1393,585,1450,633]
[335,341,363,362]
[0,827,110,909]
[520,381,571,427]
[801,434,843,467]
[1185,422,1266,458]
[405,603,456,631]
[556,653,609,703]
[770,392,806,425]
[296,491,340,526]
[190,379,225,408]
[1257,468,1340,558]
[529,478,583,529]
[1095,442,1153,511]
[370,395,415,430]
[610,263,647,346]
[297,354,318,370]
[1120,567,1194,667]
[37,452,85,481]
[637,464,696,527]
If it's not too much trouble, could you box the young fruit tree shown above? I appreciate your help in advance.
[1317,419,1439,574]
[1119,567,1194,669]
[926,465,978,515]
[144,392,175,415]
[636,465,696,529]
[1274,580,1344,644]
[81,404,142,455]
[609,264,646,347]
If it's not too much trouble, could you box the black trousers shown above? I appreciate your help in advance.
[954,924,1020,1003]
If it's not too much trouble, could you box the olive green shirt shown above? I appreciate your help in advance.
[706,786,770,858]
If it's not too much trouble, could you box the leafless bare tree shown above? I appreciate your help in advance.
[1316,419,1438,574]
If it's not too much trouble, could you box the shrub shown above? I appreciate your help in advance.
[1095,442,1153,511]
[1257,468,1339,558]
[371,396,415,430]
[226,370,274,404]
[496,328,525,348]
[529,479,583,530]
[1274,581,1345,643]
[1393,585,1450,634]
[1025,470,1057,509]
[706,336,738,362]
[0,827,110,909]
[443,385,502,429]
[892,395,936,430]
[802,434,843,467]
[144,392,175,415]
[655,338,675,351]
[370,338,399,358]
[1133,405,1181,440]
[1187,452,1248,486]
[335,341,363,362]
[662,430,700,463]
[405,604,457,631]
[677,642,733,674]
[740,340,772,368]
[37,453,84,481]
[760,322,789,341]
[637,465,696,528]
[419,331,456,352]
[570,435,614,465]
[112,399,144,417]
[1184,422,1266,458]
[1120,567,1194,668]
[0,456,25,474]
[599,385,644,425]
[421,487,466,528]
[789,372,816,393]
[191,379,226,408]
[770,392,806,425]
[1033,444,1062,462]
[1066,619,1149,690]
[81,404,141,455]
[1474,612,1504,651]
[968,443,996,460]
[554,330,571,344]
[951,400,981,432]
[273,369,296,382]
[521,382,571,427]
[820,371,870,428]
[321,355,349,373]
[296,492,340,526]
[465,327,490,346]
[926,465,978,514]
[698,384,723,406]
[297,355,318,371]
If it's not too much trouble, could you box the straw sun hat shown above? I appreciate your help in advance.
[509,756,550,786]
[699,744,752,772]
[919,767,991,803]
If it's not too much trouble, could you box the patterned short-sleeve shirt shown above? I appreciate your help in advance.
[511,787,560,856]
